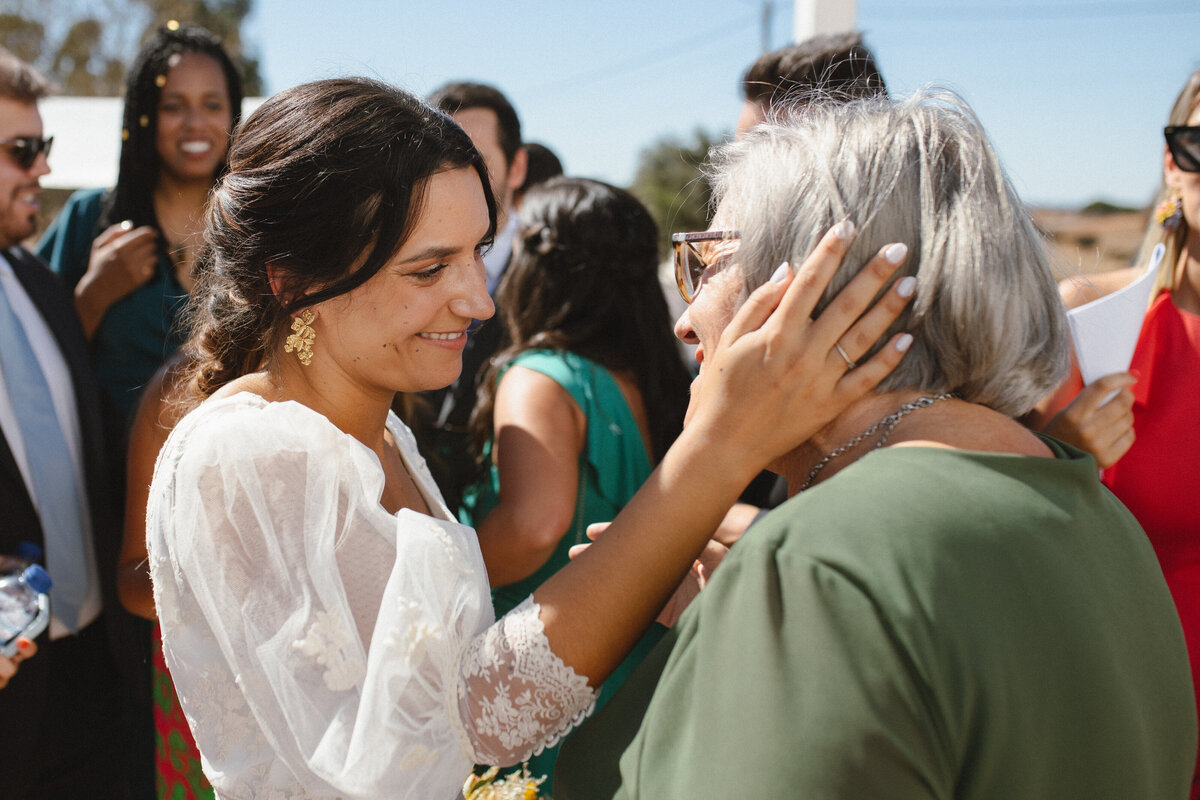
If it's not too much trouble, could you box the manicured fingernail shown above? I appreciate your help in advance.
[16,638,32,652]
[120,219,133,231]
[895,333,914,352]
[770,261,790,283]
[1129,368,1141,381]
[830,220,855,240]
[895,276,917,298]
[884,243,908,264]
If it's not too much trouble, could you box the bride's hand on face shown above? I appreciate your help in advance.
[687,222,916,469]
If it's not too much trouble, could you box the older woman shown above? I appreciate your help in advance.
[555,91,1196,799]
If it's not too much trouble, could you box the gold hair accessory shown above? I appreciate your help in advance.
[138,115,149,127]
[285,309,317,366]
[166,19,180,31]
[121,128,130,141]
[155,74,167,88]
[1154,190,1184,231]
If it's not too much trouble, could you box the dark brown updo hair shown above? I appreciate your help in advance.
[471,177,690,463]
[182,77,496,402]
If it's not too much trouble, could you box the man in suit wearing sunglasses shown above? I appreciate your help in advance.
[0,47,139,798]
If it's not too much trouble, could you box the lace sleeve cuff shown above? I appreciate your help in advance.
[451,596,598,766]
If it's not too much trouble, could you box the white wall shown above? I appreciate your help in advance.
[38,96,264,190]
[792,0,857,42]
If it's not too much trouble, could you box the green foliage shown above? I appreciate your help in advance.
[1080,199,1140,216]
[0,0,262,96]
[0,13,45,65]
[630,128,725,258]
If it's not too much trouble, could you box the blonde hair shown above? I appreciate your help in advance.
[708,88,1069,418]
[1135,67,1200,295]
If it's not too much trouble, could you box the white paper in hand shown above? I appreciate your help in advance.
[1067,244,1164,386]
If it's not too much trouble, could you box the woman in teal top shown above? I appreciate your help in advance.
[37,187,189,422]
[462,178,692,782]
[37,24,243,424]
[465,349,655,614]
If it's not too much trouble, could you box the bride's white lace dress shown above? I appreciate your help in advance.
[146,393,597,799]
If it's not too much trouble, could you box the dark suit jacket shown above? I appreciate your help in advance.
[0,245,147,794]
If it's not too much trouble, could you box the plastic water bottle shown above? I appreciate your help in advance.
[0,564,51,657]
[0,541,43,578]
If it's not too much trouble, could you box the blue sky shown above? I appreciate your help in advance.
[245,0,1199,209]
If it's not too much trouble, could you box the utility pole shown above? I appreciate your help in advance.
[793,0,857,42]
[761,1,774,53]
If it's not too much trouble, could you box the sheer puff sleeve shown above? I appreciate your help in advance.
[147,395,595,800]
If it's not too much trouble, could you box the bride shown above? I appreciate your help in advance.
[146,77,914,799]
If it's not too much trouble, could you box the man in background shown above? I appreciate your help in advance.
[420,81,527,510]
[732,31,888,511]
[0,47,143,797]
[737,31,887,137]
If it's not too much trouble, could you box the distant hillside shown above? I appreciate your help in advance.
[1031,205,1149,276]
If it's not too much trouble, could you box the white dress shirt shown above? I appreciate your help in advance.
[484,209,518,296]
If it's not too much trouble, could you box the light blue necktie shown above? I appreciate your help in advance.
[0,273,88,632]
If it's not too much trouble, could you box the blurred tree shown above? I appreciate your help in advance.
[630,128,723,258]
[0,0,262,96]
[0,13,45,65]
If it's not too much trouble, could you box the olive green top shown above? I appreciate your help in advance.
[556,436,1196,800]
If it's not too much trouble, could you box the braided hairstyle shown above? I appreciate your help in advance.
[100,23,244,233]
[180,77,495,405]
[471,177,690,463]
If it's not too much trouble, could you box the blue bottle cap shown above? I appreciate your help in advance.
[15,541,42,564]
[21,564,51,594]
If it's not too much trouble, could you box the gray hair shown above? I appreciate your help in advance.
[708,89,1068,417]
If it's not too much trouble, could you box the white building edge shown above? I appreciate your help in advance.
[38,97,265,190]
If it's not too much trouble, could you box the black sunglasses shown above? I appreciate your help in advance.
[1165,126,1200,173]
[0,136,52,170]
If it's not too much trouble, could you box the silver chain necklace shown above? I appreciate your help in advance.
[799,393,956,491]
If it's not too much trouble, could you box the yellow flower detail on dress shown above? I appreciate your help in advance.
[463,765,547,800]
[285,309,317,366]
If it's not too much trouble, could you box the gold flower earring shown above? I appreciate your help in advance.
[285,309,317,366]
[1155,189,1184,231]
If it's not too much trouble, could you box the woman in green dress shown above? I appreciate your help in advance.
[462,178,692,782]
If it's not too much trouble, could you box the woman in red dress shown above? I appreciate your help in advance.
[1034,67,1200,799]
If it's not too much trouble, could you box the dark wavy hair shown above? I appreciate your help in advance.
[742,31,886,108]
[100,23,244,234]
[471,177,690,463]
[181,77,496,402]
[428,81,522,166]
